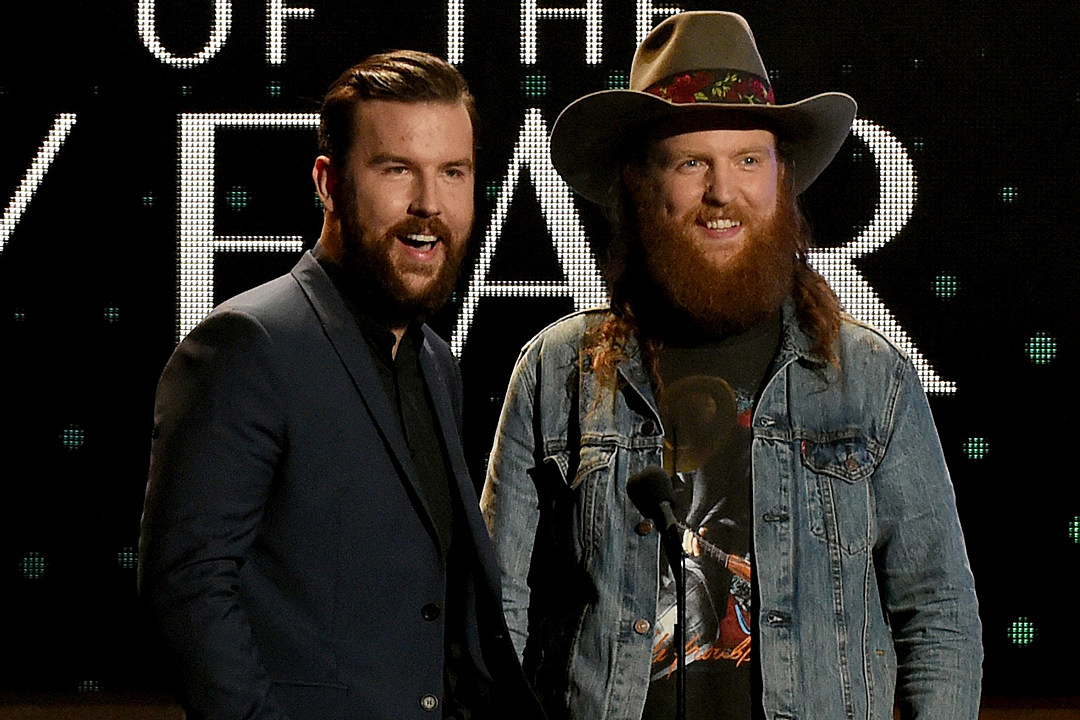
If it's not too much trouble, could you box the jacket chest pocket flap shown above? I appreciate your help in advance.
[801,435,875,555]
[543,444,616,568]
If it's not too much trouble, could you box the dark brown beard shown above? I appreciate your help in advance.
[337,183,466,325]
[629,178,800,339]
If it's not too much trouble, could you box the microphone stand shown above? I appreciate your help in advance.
[658,497,687,720]
[674,535,686,720]
[658,520,688,720]
[625,464,689,720]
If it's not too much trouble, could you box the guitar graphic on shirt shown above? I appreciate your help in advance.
[676,521,752,583]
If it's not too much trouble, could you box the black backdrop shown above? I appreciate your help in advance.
[1,0,1077,699]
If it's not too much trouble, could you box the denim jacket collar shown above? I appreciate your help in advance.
[613,297,827,407]
[614,331,660,421]
[776,298,831,370]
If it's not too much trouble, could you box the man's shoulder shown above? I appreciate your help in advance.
[199,252,325,335]
[520,306,611,355]
[836,313,910,362]
[214,269,306,320]
[174,266,319,362]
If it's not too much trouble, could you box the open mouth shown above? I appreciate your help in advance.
[400,233,439,252]
[701,218,741,231]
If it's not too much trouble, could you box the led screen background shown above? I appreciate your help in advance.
[1,0,1077,698]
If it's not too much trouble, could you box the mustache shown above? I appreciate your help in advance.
[386,215,455,242]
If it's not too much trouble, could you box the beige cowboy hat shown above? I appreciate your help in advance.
[550,11,857,206]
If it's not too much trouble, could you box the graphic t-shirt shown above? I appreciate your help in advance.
[641,313,780,720]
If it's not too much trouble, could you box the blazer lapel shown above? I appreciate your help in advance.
[418,333,502,580]
[418,339,470,499]
[290,252,436,526]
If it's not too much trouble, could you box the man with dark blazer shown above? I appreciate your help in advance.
[139,51,541,720]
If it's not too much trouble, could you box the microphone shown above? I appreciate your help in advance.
[626,466,683,569]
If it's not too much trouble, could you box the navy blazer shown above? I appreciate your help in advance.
[139,251,540,720]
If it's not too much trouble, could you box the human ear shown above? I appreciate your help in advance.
[312,155,337,213]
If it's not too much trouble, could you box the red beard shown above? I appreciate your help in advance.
[629,180,800,338]
[337,184,466,324]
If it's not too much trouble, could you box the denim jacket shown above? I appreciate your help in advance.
[481,303,982,720]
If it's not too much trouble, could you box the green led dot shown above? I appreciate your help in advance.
[485,181,500,201]
[117,547,138,570]
[933,274,959,299]
[841,63,854,76]
[1068,517,1080,543]
[522,74,547,98]
[226,186,251,211]
[911,137,925,152]
[963,437,989,461]
[179,85,193,97]
[267,81,281,98]
[19,552,47,580]
[1007,618,1036,646]
[1000,185,1019,203]
[61,425,85,451]
[1026,333,1057,365]
[141,192,155,208]
[607,71,629,89]
[104,306,120,324]
[14,308,27,322]
[78,680,101,693]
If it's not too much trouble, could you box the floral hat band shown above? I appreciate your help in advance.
[549,11,858,205]
[645,69,776,107]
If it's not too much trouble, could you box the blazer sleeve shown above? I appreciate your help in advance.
[139,309,291,720]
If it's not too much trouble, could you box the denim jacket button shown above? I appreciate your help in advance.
[634,619,651,634]
[641,420,656,435]
[636,520,654,536]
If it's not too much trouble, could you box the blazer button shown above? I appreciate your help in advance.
[421,603,441,621]
[636,519,654,536]
[419,694,439,711]
[634,619,651,635]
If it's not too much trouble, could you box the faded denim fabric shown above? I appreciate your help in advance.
[481,302,982,720]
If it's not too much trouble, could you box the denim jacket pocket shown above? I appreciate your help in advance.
[574,444,616,567]
[544,444,617,569]
[800,434,875,554]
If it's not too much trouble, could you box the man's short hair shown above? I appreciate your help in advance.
[317,50,478,165]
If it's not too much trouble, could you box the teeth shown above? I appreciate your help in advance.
[704,218,741,230]
[403,233,438,248]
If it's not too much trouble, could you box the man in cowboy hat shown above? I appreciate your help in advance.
[481,11,981,720]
